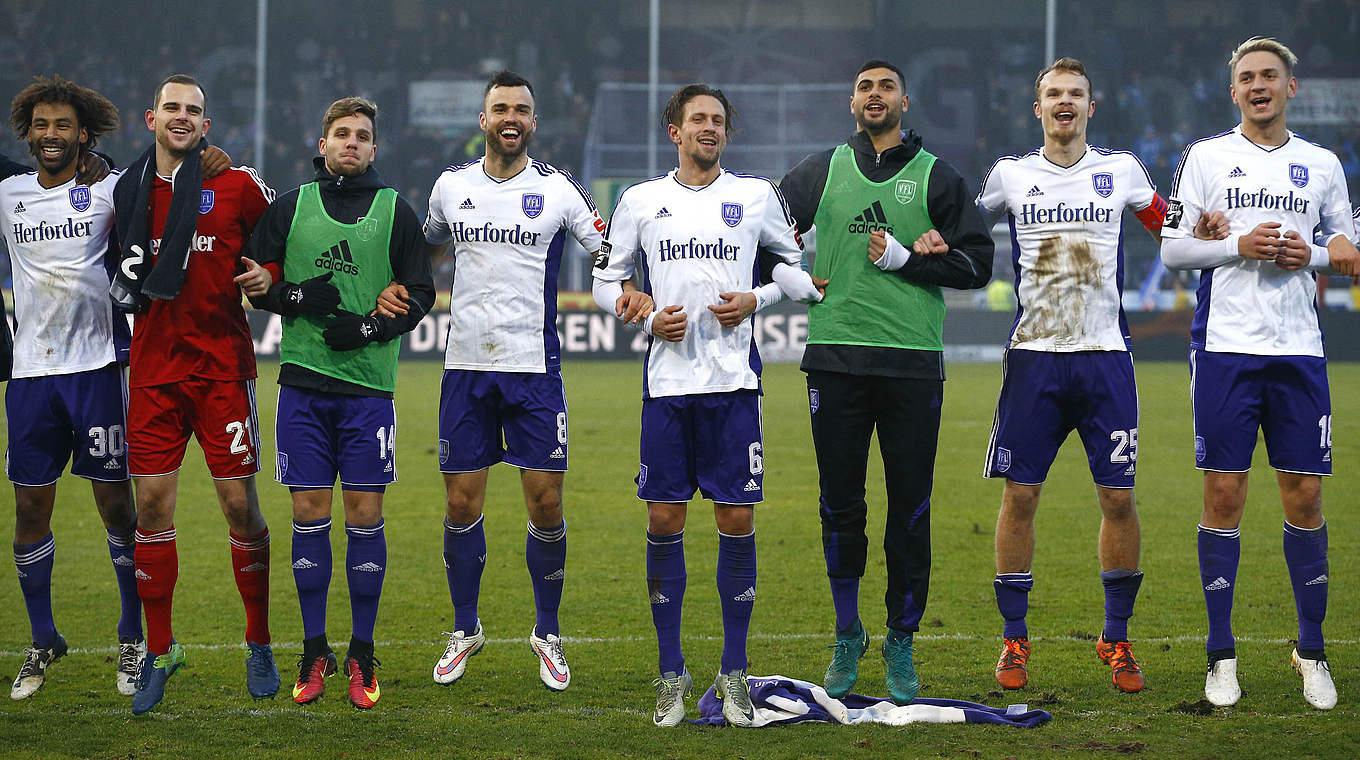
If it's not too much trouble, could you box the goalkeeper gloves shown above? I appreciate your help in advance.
[323,309,387,351]
[278,273,341,316]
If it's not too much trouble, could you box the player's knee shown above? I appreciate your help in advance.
[526,489,563,525]
[1097,489,1136,521]
[445,490,484,523]
[714,505,754,535]
[647,503,686,535]
[13,495,53,540]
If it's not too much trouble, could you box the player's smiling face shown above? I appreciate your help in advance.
[147,82,209,158]
[1034,70,1093,144]
[851,68,906,135]
[481,85,536,161]
[669,94,727,171]
[27,101,86,180]
[320,114,376,177]
[1231,50,1295,128]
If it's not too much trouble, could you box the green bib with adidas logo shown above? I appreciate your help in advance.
[807,142,945,351]
[281,182,400,392]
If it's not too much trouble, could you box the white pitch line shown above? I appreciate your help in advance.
[2,631,1355,659]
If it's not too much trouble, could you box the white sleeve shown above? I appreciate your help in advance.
[1161,144,1206,240]
[771,261,822,304]
[757,182,802,266]
[1160,235,1239,270]
[1315,156,1354,245]
[592,279,623,313]
[560,172,605,252]
[975,159,1010,228]
[423,174,452,245]
[592,191,639,284]
[1124,154,1158,212]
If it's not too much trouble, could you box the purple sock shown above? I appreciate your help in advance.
[106,525,142,641]
[346,521,386,644]
[1198,525,1239,655]
[829,578,860,633]
[994,572,1033,639]
[443,516,486,634]
[292,518,332,641]
[646,531,686,675]
[1100,569,1143,642]
[14,534,58,647]
[716,531,756,673]
[526,521,567,637]
[1283,520,1328,653]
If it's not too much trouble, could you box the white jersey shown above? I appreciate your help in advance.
[1,171,125,378]
[1164,125,1352,357]
[977,146,1158,352]
[596,169,801,398]
[425,156,604,372]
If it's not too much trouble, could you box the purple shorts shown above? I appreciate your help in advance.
[638,390,764,504]
[438,369,568,473]
[1191,350,1331,475]
[275,385,397,490]
[6,363,129,485]
[985,349,1139,488]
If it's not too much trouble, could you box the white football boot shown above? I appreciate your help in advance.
[652,667,693,727]
[433,621,485,684]
[1291,649,1337,710]
[529,629,570,691]
[1204,657,1241,707]
[116,637,146,696]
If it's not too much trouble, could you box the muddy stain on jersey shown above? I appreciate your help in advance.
[1013,233,1102,347]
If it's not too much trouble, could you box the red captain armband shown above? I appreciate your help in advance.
[1136,194,1169,231]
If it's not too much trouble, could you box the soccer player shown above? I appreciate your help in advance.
[593,84,823,727]
[2,77,143,699]
[976,57,1186,693]
[778,59,993,704]
[414,70,608,692]
[1160,37,1359,710]
[246,96,434,710]
[112,74,280,714]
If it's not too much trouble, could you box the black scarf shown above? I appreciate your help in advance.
[109,138,205,311]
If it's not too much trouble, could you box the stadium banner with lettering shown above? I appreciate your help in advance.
[1290,78,1360,125]
[6,305,1360,363]
[408,80,485,128]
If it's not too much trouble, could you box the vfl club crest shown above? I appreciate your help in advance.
[637,464,649,487]
[1092,172,1114,198]
[199,189,215,214]
[1289,164,1309,188]
[355,215,380,242]
[68,186,91,212]
[439,439,449,465]
[809,389,820,414]
[1194,436,1206,463]
[276,452,289,480]
[895,179,917,204]
[995,447,1012,473]
[721,202,743,228]
[522,193,544,219]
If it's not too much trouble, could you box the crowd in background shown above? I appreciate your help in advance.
[2,0,1356,299]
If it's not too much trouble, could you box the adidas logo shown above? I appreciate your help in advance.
[383,460,393,472]
[1305,574,1329,586]
[239,562,267,573]
[351,562,384,573]
[113,555,134,567]
[135,569,152,581]
[316,239,360,275]
[104,459,122,470]
[442,557,449,569]
[240,453,254,466]
[16,569,27,578]
[543,568,565,581]
[460,198,475,210]
[655,207,671,218]
[550,446,566,460]
[1026,185,1044,197]
[477,554,487,564]
[13,201,25,213]
[1228,166,1246,178]
[732,586,756,602]
[1204,576,1231,591]
[649,591,671,605]
[847,200,893,234]
[292,557,318,570]
[743,479,759,492]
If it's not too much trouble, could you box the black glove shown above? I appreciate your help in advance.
[279,273,341,316]
[323,309,385,351]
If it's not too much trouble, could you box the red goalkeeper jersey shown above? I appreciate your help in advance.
[129,165,273,388]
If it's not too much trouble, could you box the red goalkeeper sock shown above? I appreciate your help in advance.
[135,527,178,655]
[230,529,271,645]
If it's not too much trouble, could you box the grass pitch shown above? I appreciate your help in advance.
[0,359,1357,759]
